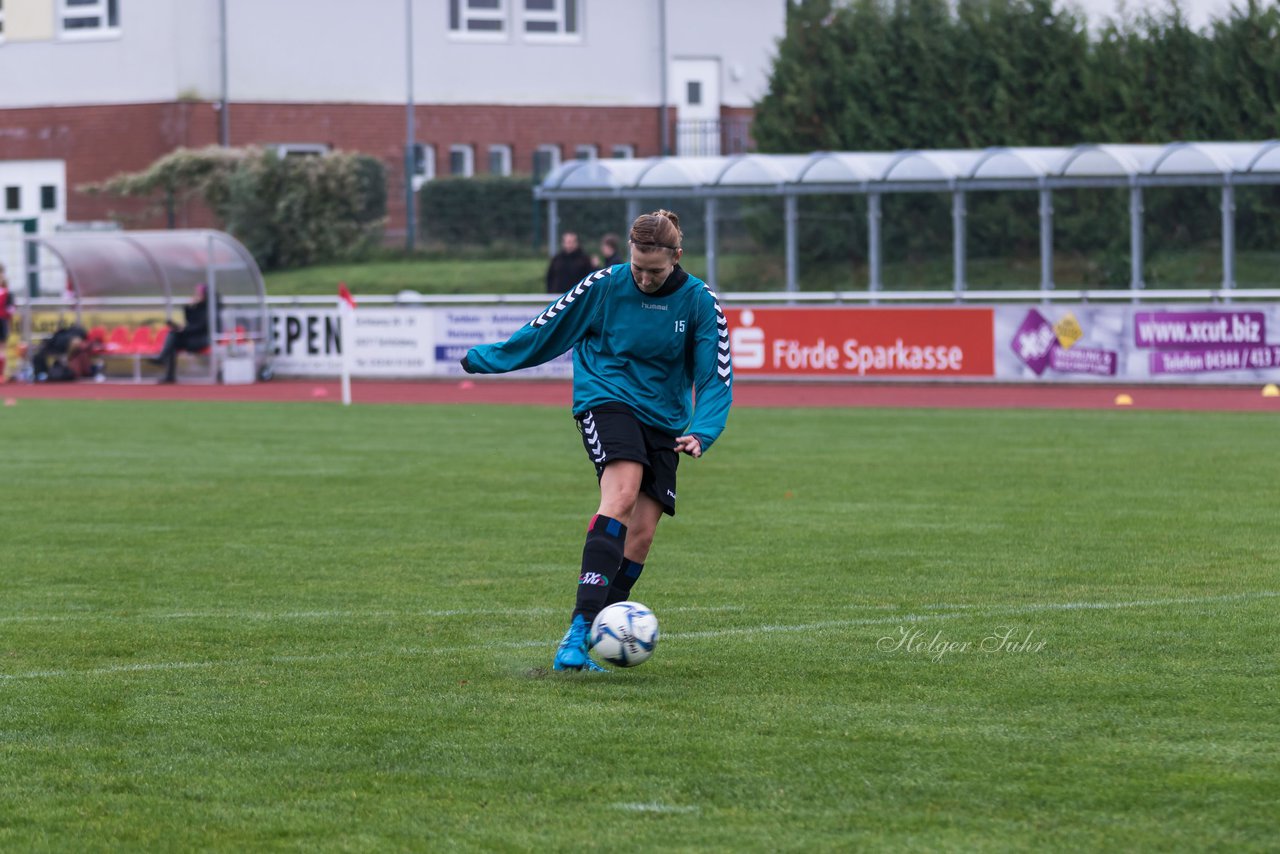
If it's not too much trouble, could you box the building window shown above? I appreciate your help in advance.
[5,186,19,212]
[274,143,329,158]
[41,186,57,211]
[488,144,512,177]
[412,143,435,188]
[60,0,121,37]
[574,145,597,161]
[450,0,506,37]
[686,81,702,106]
[449,145,475,178]
[611,144,635,159]
[522,0,579,38]
[532,145,560,182]
[0,0,6,41]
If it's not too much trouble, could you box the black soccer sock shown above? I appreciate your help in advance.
[572,514,627,625]
[605,558,644,607]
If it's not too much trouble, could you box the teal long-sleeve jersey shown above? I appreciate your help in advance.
[462,264,733,452]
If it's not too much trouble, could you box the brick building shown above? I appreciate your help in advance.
[0,0,785,244]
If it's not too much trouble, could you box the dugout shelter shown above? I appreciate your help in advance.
[536,140,1280,301]
[21,229,270,383]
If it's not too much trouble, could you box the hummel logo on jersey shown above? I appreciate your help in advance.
[641,302,669,311]
[666,489,677,500]
[579,572,608,587]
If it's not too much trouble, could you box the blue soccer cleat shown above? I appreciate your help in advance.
[552,614,608,672]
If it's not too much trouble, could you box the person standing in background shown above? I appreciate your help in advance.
[0,263,14,382]
[594,233,623,268]
[545,232,595,294]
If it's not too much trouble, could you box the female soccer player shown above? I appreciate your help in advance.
[462,210,733,671]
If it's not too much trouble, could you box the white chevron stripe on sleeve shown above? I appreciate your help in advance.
[702,283,732,387]
[531,269,608,328]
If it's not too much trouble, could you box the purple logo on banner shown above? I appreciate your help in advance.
[1134,311,1265,349]
[1011,310,1058,376]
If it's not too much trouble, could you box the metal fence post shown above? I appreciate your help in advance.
[704,197,718,291]
[952,189,967,302]
[868,192,882,301]
[1039,185,1054,297]
[784,194,798,294]
[1221,180,1236,296]
[1129,184,1144,301]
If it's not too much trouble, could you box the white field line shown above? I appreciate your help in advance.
[0,590,1274,682]
[0,604,747,625]
[612,802,701,814]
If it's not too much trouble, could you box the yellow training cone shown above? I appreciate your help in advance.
[1263,383,1280,398]
[1114,393,1133,406]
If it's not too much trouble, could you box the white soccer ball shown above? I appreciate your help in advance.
[590,601,659,668]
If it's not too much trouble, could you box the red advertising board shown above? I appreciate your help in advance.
[725,306,995,378]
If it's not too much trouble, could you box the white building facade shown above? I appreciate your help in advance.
[0,0,785,236]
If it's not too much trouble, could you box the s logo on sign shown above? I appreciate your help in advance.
[730,309,766,369]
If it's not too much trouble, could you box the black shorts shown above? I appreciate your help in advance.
[0,319,8,343]
[575,402,680,516]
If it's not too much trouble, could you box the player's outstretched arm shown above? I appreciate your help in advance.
[463,269,609,374]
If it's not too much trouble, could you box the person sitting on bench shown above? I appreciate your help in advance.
[151,284,210,384]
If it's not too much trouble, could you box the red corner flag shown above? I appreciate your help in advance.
[337,282,356,406]
[338,282,357,309]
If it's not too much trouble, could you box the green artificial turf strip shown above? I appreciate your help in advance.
[1,400,1277,851]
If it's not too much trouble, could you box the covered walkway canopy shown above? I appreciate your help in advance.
[537,141,1280,296]
[24,229,270,380]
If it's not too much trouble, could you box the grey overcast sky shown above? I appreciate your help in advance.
[1064,0,1241,29]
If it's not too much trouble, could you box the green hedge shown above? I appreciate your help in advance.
[754,0,1280,266]
[84,146,387,271]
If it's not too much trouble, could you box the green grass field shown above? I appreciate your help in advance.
[260,248,1280,296]
[3,400,1278,851]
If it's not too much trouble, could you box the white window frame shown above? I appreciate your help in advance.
[611,144,636,159]
[59,0,122,40]
[488,144,512,177]
[412,143,435,190]
[521,0,581,42]
[449,144,475,178]
[4,186,20,213]
[274,143,329,159]
[449,0,508,41]
[532,144,561,181]
[574,144,598,161]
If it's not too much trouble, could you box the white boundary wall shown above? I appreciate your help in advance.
[266,300,1280,385]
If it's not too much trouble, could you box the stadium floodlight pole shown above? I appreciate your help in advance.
[218,0,230,146]
[404,0,417,253]
[658,0,669,156]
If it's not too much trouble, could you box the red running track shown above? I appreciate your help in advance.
[2,378,1278,412]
